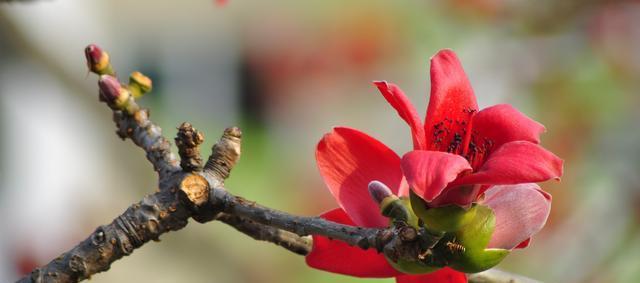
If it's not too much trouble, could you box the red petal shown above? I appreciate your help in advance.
[467,104,546,168]
[428,184,482,207]
[454,141,563,186]
[306,208,400,278]
[482,184,551,250]
[395,268,467,283]
[374,81,427,150]
[515,238,532,249]
[401,150,471,202]
[316,127,406,228]
[424,49,478,154]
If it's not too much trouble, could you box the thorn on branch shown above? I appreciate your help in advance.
[175,122,205,172]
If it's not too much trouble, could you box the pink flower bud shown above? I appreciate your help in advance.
[368,181,394,204]
[98,75,130,108]
[85,44,112,74]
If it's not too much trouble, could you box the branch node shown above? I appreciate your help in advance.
[175,122,205,172]
[399,226,418,242]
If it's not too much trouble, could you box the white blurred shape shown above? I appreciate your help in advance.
[0,59,109,281]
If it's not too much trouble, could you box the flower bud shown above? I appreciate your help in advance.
[368,181,394,204]
[128,71,152,98]
[85,44,113,75]
[98,75,130,109]
[368,181,420,230]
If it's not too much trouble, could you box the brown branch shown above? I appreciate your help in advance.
[112,107,179,179]
[16,123,240,283]
[85,44,179,179]
[209,188,389,250]
[17,179,190,283]
[215,213,312,255]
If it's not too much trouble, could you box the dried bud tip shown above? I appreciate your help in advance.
[177,122,204,145]
[224,127,242,138]
[368,181,394,204]
[85,44,110,74]
[98,75,130,108]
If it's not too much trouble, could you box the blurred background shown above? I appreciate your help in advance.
[1,0,639,282]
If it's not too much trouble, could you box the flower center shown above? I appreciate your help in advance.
[465,132,494,169]
[430,109,494,170]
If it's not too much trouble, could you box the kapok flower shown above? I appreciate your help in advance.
[306,49,563,282]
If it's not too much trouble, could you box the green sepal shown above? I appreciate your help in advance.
[410,190,476,232]
[445,204,510,273]
[387,258,441,274]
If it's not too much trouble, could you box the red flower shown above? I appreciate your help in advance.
[306,50,563,282]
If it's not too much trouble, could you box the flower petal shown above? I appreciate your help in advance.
[395,268,467,283]
[424,49,478,154]
[306,208,400,278]
[467,104,546,168]
[482,184,552,250]
[316,127,406,227]
[515,238,531,249]
[454,141,563,186]
[374,81,427,150]
[428,184,482,207]
[401,150,471,202]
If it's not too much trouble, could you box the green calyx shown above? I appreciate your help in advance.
[410,190,476,232]
[378,192,509,275]
[442,204,509,273]
[387,257,441,275]
[407,191,509,273]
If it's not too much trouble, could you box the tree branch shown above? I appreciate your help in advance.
[16,124,240,283]
[209,187,389,250]
[17,180,190,283]
[112,107,180,179]
[215,213,312,255]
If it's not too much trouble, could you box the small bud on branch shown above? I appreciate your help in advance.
[368,180,394,204]
[85,44,114,75]
[98,75,131,109]
[128,71,152,98]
